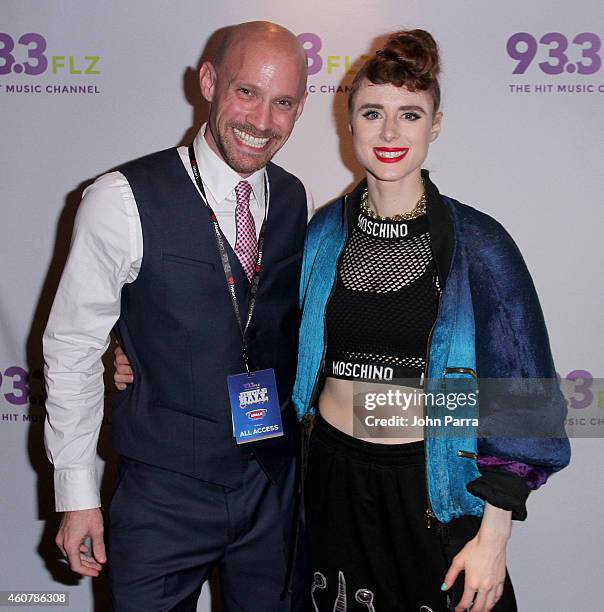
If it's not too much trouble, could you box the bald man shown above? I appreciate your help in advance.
[43,22,311,611]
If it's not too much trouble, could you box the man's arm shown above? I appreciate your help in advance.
[43,171,141,574]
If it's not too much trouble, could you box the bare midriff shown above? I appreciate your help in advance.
[318,376,424,444]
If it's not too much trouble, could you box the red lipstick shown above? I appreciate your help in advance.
[373,147,409,163]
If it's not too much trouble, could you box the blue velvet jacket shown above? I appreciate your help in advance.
[292,173,570,523]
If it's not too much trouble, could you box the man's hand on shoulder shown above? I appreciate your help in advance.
[56,508,106,577]
[114,345,134,390]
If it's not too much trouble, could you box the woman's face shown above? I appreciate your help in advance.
[349,79,442,185]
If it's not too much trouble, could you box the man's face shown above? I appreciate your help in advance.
[200,40,307,177]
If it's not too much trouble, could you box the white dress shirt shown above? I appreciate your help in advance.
[43,124,314,511]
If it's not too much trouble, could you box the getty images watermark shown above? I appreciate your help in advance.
[352,377,604,440]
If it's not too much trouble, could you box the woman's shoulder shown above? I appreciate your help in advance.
[308,179,365,232]
[445,195,508,236]
[443,195,524,263]
[306,195,346,236]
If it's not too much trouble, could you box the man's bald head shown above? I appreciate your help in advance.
[199,21,308,176]
[213,21,308,93]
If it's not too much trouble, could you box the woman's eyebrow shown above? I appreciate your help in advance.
[357,103,427,113]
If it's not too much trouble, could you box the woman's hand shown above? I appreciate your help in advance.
[443,503,512,611]
[113,345,134,390]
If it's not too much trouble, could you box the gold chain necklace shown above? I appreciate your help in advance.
[360,187,426,221]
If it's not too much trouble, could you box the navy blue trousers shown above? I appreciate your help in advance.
[108,454,307,611]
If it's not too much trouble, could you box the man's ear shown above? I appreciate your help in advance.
[430,111,443,143]
[295,90,308,121]
[199,61,217,103]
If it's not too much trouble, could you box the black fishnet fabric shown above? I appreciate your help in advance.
[340,230,435,293]
[325,213,439,379]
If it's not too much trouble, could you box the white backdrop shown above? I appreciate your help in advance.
[1,1,602,610]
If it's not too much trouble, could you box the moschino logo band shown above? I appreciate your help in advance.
[357,214,409,239]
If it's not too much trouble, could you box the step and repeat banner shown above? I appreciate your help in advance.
[1,1,602,610]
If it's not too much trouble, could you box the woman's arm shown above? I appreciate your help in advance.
[465,206,570,499]
[443,503,512,612]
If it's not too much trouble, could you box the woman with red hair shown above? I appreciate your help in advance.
[293,29,569,611]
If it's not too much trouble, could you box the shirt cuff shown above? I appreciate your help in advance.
[466,468,531,521]
[54,467,100,512]
[476,455,549,489]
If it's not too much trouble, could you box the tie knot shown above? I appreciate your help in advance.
[235,181,252,206]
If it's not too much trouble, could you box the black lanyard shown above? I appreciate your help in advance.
[188,144,268,374]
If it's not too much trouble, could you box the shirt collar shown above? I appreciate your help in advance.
[193,123,266,208]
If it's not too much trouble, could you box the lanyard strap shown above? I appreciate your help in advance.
[188,144,267,374]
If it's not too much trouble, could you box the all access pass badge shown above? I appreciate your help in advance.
[228,369,283,443]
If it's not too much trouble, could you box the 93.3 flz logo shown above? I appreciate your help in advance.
[0,33,102,95]
[297,32,369,95]
[506,31,603,94]
[506,32,601,75]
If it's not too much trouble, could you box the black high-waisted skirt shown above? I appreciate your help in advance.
[305,412,517,612]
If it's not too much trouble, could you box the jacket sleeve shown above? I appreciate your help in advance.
[299,218,319,308]
[465,209,570,518]
[299,200,338,308]
[292,200,343,419]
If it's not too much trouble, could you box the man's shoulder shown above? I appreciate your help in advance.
[117,147,179,176]
[266,160,305,190]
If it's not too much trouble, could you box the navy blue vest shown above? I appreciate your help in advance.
[112,148,307,488]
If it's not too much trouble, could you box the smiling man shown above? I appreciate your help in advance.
[43,21,312,611]
[202,24,307,174]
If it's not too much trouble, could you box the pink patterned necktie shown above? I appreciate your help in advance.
[234,180,257,281]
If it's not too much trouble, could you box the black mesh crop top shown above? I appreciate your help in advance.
[325,199,440,383]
